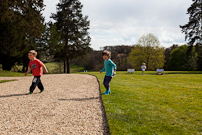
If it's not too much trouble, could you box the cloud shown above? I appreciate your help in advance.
[43,0,193,50]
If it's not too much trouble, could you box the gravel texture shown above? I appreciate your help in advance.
[0,74,109,135]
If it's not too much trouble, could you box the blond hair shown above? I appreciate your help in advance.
[102,50,111,58]
[29,50,37,56]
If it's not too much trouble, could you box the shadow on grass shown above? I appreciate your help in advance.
[58,97,99,101]
[0,93,38,98]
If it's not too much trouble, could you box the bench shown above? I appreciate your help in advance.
[127,69,135,74]
[156,69,164,74]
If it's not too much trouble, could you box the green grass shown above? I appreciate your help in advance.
[86,71,202,135]
[0,70,30,77]
[44,63,84,73]
[0,80,16,83]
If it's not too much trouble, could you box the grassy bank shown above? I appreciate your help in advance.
[0,80,16,83]
[0,70,29,77]
[86,71,202,135]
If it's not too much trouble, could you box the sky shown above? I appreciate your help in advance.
[43,0,193,50]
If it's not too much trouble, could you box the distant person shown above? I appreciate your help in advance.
[100,50,117,95]
[141,63,146,75]
[25,50,48,95]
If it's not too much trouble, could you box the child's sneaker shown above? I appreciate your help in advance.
[103,89,111,95]
[40,90,44,93]
[27,92,33,95]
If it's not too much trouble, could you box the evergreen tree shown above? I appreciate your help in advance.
[51,0,91,73]
[0,0,44,71]
[180,0,202,45]
[43,22,64,62]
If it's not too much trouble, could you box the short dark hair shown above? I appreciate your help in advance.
[102,50,111,58]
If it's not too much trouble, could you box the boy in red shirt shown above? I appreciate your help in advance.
[25,50,48,95]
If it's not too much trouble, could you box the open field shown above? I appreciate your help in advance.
[86,71,202,135]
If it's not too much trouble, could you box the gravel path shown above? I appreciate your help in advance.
[0,74,109,135]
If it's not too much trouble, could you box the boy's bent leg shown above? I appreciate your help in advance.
[37,78,44,92]
[103,76,112,95]
[104,76,112,90]
[103,76,107,89]
[29,77,40,93]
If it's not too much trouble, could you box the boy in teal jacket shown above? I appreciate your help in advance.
[100,51,117,95]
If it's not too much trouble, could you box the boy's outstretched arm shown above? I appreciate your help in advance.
[25,68,32,76]
[43,64,48,74]
[100,67,105,73]
[114,69,116,75]
[109,60,117,76]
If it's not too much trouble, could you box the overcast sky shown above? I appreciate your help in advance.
[43,0,192,50]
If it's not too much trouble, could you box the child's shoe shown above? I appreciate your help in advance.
[40,90,44,93]
[103,89,111,95]
[27,92,33,95]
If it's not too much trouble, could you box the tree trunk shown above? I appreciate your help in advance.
[22,54,29,72]
[65,2,70,74]
[66,57,70,74]
[64,58,66,73]
[147,57,149,70]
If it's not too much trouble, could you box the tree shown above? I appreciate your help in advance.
[180,0,202,45]
[164,44,179,69]
[38,22,64,63]
[129,34,165,70]
[51,0,91,73]
[195,43,202,70]
[185,46,198,70]
[0,0,45,71]
[166,45,198,71]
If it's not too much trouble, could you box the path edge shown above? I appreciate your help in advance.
[88,74,110,135]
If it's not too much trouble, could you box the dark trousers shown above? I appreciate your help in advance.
[103,76,112,90]
[30,76,44,93]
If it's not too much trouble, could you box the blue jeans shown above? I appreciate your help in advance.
[103,76,112,90]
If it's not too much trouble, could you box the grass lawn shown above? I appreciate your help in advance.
[0,70,30,77]
[0,80,16,83]
[86,71,202,135]
[44,63,85,73]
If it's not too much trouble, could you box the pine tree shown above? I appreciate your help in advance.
[51,0,91,73]
[0,0,45,71]
[180,0,202,45]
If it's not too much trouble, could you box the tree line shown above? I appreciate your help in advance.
[72,35,202,71]
[0,0,201,73]
[0,0,91,73]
